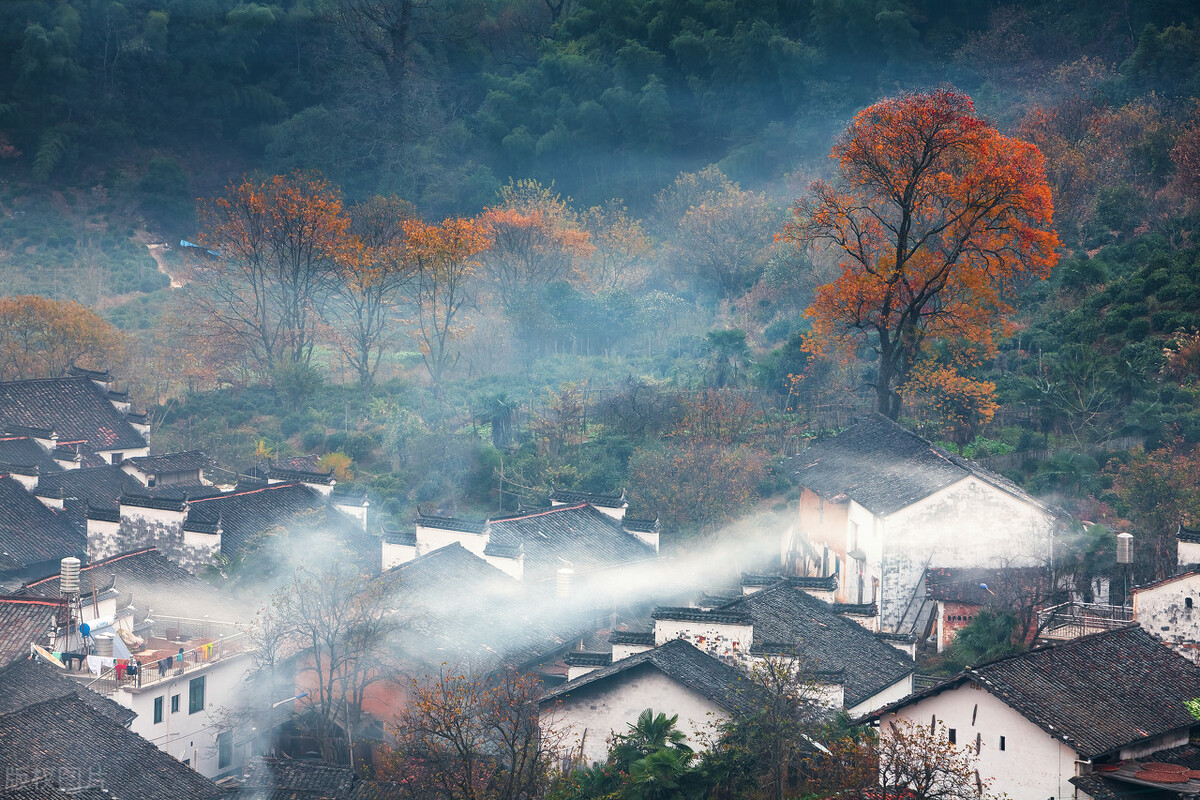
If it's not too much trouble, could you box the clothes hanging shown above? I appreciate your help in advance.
[86,655,101,676]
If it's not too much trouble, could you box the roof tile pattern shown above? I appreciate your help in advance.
[542,639,767,715]
[792,415,1043,517]
[488,503,656,582]
[0,377,146,452]
[0,656,137,725]
[0,696,224,799]
[0,477,87,573]
[869,627,1200,759]
[0,596,59,663]
[0,437,62,475]
[712,581,914,707]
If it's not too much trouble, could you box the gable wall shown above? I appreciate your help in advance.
[879,478,1054,632]
[551,666,730,765]
[1135,575,1200,661]
[878,682,1079,800]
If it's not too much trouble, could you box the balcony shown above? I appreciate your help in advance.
[1036,601,1135,642]
[81,615,253,696]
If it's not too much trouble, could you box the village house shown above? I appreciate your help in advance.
[0,692,225,799]
[383,490,659,585]
[15,548,255,779]
[0,370,150,466]
[85,479,379,574]
[1132,568,1200,662]
[862,626,1200,800]
[644,578,916,716]
[541,638,768,765]
[788,415,1061,637]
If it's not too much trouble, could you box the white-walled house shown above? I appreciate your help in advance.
[788,415,1061,635]
[541,639,765,765]
[649,579,915,718]
[862,627,1200,800]
[16,548,255,780]
[1133,569,1200,661]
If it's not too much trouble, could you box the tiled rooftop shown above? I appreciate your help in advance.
[0,377,147,453]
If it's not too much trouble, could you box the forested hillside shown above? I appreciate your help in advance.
[2,0,1200,587]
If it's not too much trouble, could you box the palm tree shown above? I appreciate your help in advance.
[704,329,749,388]
[613,709,692,766]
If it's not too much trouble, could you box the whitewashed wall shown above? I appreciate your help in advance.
[878,682,1080,800]
[552,667,728,766]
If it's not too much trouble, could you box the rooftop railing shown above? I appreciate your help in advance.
[1036,601,1135,641]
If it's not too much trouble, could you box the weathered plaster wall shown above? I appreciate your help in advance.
[652,619,754,663]
[879,478,1053,632]
[1135,575,1200,660]
[552,665,728,766]
[879,682,1080,800]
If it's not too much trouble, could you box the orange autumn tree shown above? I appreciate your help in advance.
[478,180,593,315]
[193,171,351,376]
[404,217,493,389]
[786,89,1060,420]
[0,295,128,380]
[327,195,418,393]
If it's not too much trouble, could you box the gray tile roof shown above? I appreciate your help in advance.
[542,638,767,716]
[123,450,211,474]
[0,377,147,452]
[488,503,656,582]
[0,596,59,664]
[18,547,247,623]
[378,543,586,672]
[185,482,367,564]
[0,696,224,799]
[709,581,915,707]
[0,655,137,726]
[0,476,87,575]
[864,626,1200,759]
[791,415,1046,517]
[0,436,62,475]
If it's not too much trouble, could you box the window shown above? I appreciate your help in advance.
[1188,597,1194,610]
[189,676,205,714]
[948,728,957,745]
[217,731,233,769]
[999,736,1006,751]
[171,694,180,713]
[154,696,164,724]
[110,452,123,464]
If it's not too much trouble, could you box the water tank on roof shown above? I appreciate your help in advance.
[1116,532,1134,565]
[94,634,114,657]
[556,567,575,599]
[60,557,81,595]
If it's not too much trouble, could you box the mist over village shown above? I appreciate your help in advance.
[2,1,1200,798]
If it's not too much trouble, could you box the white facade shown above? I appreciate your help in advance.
[1134,572,1200,661]
[846,673,913,718]
[553,667,728,765]
[113,652,253,779]
[877,682,1081,800]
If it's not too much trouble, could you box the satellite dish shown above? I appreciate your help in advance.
[31,644,65,669]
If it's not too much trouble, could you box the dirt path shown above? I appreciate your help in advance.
[135,231,184,288]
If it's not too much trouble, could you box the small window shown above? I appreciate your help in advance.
[171,694,180,713]
[948,728,957,745]
[217,731,233,769]
[189,676,205,714]
[1188,597,1194,610]
[154,696,164,724]
[999,736,1006,751]
[111,452,123,464]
